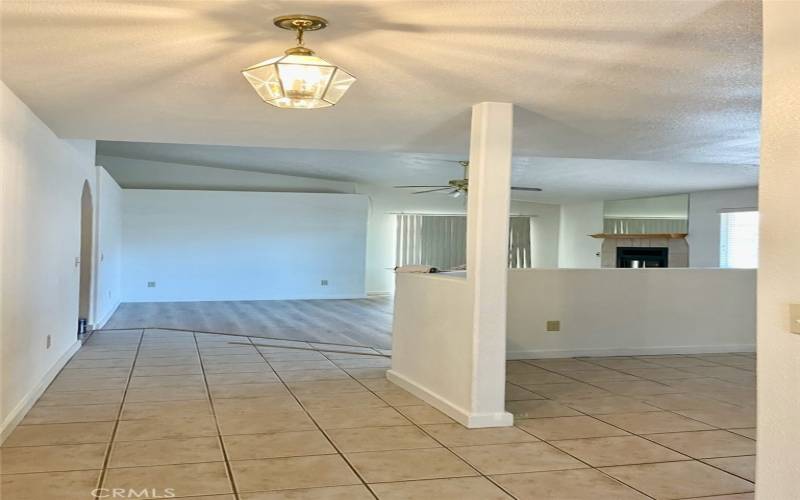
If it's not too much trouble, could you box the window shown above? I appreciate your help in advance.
[720,210,759,268]
[395,214,532,270]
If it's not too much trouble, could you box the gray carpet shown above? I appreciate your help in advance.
[103,296,394,349]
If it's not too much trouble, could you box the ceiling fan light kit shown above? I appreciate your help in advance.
[242,14,356,109]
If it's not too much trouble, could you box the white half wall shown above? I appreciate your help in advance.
[558,201,604,268]
[1,81,96,441]
[121,189,368,302]
[687,187,758,267]
[389,274,474,421]
[507,268,756,358]
[93,167,123,328]
[757,2,800,496]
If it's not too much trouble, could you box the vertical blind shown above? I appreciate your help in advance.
[720,210,759,268]
[395,214,532,269]
[508,216,532,268]
[603,218,689,234]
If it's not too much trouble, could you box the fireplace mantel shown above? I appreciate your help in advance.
[590,233,688,240]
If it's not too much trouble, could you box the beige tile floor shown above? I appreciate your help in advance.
[1,329,756,499]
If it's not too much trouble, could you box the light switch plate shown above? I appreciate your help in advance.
[790,304,800,334]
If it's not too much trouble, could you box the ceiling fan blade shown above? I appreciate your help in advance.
[412,188,453,194]
[511,186,543,192]
[394,185,450,189]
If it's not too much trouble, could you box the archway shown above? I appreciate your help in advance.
[78,181,93,334]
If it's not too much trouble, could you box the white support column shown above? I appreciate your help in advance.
[465,102,514,427]
[387,102,514,428]
[756,2,800,497]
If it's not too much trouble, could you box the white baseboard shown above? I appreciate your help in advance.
[122,294,367,303]
[507,343,756,360]
[386,369,513,428]
[91,300,121,331]
[0,340,81,444]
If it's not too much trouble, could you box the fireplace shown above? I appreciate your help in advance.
[596,234,688,268]
[616,247,669,268]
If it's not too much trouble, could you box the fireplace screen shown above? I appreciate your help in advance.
[616,247,669,268]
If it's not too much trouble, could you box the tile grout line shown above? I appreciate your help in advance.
[509,359,754,492]
[192,331,241,500]
[317,349,531,500]
[93,328,145,500]
[508,362,708,496]
[2,330,755,498]
[516,358,749,433]
[98,316,391,351]
[246,335,380,500]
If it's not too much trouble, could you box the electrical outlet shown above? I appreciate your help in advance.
[46,334,51,349]
[147,281,156,288]
[320,280,328,286]
[546,320,561,332]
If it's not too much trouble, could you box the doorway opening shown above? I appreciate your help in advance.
[78,180,93,337]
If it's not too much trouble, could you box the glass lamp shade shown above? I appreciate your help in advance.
[243,50,356,109]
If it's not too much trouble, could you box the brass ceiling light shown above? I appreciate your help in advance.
[242,14,356,109]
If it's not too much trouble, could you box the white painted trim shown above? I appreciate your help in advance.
[507,344,756,360]
[386,369,514,428]
[0,340,81,444]
[91,300,121,331]
[121,294,367,303]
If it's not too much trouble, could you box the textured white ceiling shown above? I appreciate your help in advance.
[96,141,758,203]
[2,0,761,164]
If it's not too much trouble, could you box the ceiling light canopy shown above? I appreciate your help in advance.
[242,15,356,109]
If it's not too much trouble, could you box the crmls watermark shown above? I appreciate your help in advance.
[92,489,176,498]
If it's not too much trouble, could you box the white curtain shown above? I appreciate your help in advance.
[395,214,532,270]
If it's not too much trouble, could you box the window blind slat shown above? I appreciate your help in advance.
[720,211,759,268]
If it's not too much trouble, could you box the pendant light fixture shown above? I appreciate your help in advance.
[242,15,356,109]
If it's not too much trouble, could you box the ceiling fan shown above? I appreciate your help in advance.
[393,160,542,197]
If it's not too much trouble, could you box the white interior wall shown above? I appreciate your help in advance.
[687,187,758,267]
[0,81,97,441]
[604,194,689,218]
[98,156,563,297]
[757,3,800,496]
[99,155,355,194]
[121,189,368,302]
[529,202,561,270]
[507,268,756,358]
[93,167,123,328]
[557,201,604,268]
